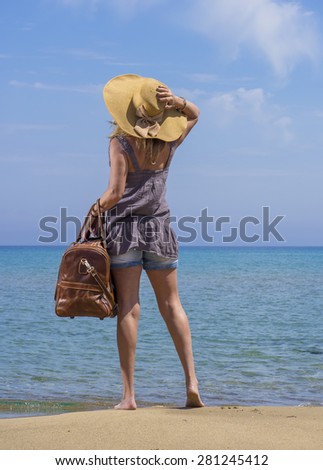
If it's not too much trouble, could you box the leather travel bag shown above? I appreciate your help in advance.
[54,199,118,320]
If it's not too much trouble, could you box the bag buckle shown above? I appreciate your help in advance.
[80,258,94,274]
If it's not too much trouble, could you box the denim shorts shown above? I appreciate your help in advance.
[110,248,178,270]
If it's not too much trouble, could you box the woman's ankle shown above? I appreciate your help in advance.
[185,376,199,390]
[114,396,137,410]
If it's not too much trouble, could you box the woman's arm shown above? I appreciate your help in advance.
[91,137,128,216]
[156,85,200,147]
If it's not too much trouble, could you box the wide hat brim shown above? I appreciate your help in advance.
[103,74,187,142]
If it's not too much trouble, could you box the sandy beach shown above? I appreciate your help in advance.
[0,406,322,450]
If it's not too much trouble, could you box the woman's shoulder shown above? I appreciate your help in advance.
[110,134,129,150]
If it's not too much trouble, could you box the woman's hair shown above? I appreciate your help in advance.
[109,123,167,166]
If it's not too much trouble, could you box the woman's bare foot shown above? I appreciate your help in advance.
[186,385,205,408]
[114,397,137,410]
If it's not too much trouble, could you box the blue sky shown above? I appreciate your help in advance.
[1,0,322,246]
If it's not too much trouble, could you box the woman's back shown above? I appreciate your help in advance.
[106,135,178,258]
[125,136,174,172]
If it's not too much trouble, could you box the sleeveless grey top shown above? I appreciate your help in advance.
[105,135,178,259]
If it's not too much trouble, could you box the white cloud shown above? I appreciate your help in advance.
[53,0,320,77]
[172,87,206,102]
[206,86,293,142]
[9,80,103,94]
[44,48,145,66]
[185,0,320,77]
[0,123,65,133]
[54,0,160,15]
[274,116,293,142]
[187,73,218,83]
[210,87,267,124]
[109,0,160,14]
[53,48,113,61]
[54,0,96,6]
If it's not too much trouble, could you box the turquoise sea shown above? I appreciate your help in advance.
[0,246,322,418]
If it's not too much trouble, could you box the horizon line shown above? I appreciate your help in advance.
[0,244,322,248]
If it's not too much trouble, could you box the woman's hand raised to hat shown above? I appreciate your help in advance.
[157,85,188,113]
[157,83,200,145]
[156,85,177,110]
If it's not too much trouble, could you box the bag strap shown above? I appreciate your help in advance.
[76,199,107,249]
[80,258,112,300]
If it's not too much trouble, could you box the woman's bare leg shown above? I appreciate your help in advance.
[146,268,204,407]
[111,265,142,410]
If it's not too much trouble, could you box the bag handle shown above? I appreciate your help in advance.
[76,199,107,249]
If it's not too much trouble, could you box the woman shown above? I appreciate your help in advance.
[91,74,204,410]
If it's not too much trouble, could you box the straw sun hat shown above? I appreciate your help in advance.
[103,74,187,142]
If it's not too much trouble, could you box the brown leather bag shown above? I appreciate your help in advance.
[54,199,118,320]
